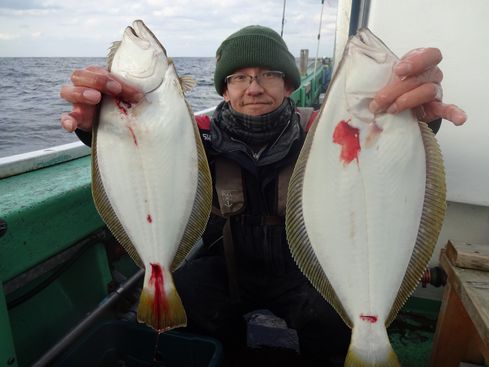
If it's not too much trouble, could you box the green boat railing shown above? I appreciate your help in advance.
[291,59,331,108]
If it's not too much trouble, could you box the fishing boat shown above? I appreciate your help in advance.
[1,1,488,366]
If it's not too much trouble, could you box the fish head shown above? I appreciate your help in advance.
[344,28,399,126]
[109,20,169,94]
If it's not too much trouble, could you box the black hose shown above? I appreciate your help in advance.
[421,266,447,288]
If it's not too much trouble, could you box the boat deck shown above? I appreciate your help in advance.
[228,297,439,367]
[391,300,439,367]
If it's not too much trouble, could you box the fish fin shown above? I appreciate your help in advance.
[285,108,352,328]
[344,324,400,367]
[385,121,446,326]
[107,41,121,71]
[137,271,187,332]
[179,76,197,93]
[344,346,400,367]
[91,103,145,268]
[170,116,212,271]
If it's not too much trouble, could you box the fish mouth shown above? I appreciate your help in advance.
[124,24,150,49]
[126,20,167,56]
[116,19,168,93]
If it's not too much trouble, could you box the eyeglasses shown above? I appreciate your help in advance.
[224,71,285,89]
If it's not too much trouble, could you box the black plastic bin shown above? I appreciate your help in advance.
[53,321,222,367]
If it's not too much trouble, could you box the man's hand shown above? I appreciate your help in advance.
[59,66,143,132]
[369,48,467,126]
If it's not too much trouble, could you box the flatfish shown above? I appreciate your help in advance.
[286,28,446,366]
[91,20,212,332]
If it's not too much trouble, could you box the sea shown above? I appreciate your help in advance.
[0,57,223,158]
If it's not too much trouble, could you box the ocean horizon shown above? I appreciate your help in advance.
[0,57,223,158]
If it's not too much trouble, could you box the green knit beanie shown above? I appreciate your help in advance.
[214,25,301,95]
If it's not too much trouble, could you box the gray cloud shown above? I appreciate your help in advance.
[0,0,338,57]
[0,0,58,10]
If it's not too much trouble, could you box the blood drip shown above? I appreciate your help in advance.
[128,127,138,146]
[115,99,131,115]
[149,263,168,326]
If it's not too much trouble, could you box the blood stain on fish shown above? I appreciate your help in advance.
[364,121,383,148]
[147,214,153,223]
[128,127,138,146]
[360,314,378,323]
[150,263,168,325]
[333,119,361,164]
[115,99,132,115]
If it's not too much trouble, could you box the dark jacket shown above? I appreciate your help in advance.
[194,112,309,287]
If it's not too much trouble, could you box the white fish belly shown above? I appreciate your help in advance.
[96,71,198,267]
[302,100,426,324]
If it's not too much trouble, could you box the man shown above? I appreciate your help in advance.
[60,25,466,366]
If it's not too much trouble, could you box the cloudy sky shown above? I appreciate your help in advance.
[0,0,338,58]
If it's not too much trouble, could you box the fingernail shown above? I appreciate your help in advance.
[453,111,467,124]
[106,80,122,94]
[61,117,74,132]
[395,62,412,77]
[387,103,398,114]
[369,100,381,114]
[83,89,100,103]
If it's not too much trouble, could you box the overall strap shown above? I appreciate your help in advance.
[213,158,244,302]
[222,218,241,302]
[277,164,294,216]
[213,156,292,302]
[214,158,245,216]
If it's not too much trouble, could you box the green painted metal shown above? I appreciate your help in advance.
[0,286,18,367]
[290,62,327,107]
[390,297,441,366]
[112,250,140,279]
[0,156,103,281]
[8,243,112,366]
[0,156,115,366]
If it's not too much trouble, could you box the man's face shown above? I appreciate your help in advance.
[223,67,293,116]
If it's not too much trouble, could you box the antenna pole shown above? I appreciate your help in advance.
[314,0,326,76]
[280,0,287,37]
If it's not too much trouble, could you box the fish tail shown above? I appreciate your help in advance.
[344,324,400,367]
[137,263,187,332]
[344,346,400,367]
